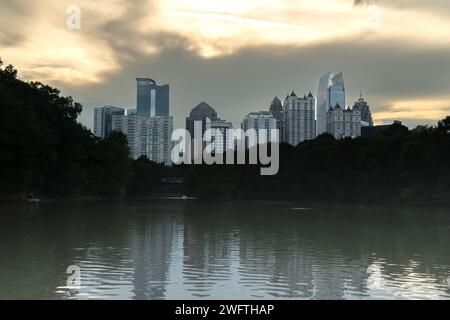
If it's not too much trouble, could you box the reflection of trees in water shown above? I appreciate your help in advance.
[0,202,133,299]
[1,201,450,299]
[181,203,450,299]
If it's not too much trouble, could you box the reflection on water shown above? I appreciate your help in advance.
[0,200,450,300]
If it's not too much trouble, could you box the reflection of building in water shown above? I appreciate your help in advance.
[239,238,316,298]
[129,210,182,299]
[182,208,235,297]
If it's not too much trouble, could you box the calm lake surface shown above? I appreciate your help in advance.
[1,199,450,300]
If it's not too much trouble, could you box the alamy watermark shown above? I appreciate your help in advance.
[66,265,81,289]
[66,5,81,30]
[367,5,382,31]
[171,123,280,176]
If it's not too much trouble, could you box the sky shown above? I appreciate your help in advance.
[1,0,450,129]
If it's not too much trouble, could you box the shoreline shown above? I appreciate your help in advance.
[1,193,449,209]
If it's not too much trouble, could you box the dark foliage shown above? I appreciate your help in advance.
[184,121,450,204]
[1,60,450,204]
[0,60,132,198]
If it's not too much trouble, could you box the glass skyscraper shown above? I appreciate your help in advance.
[136,78,169,117]
[317,72,345,136]
[93,105,125,139]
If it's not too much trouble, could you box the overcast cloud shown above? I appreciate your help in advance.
[1,0,450,129]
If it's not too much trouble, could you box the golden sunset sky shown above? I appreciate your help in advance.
[1,0,450,128]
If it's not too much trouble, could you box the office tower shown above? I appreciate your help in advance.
[283,91,316,146]
[269,96,284,141]
[185,102,219,139]
[242,111,278,148]
[112,114,173,165]
[269,96,283,121]
[317,72,345,136]
[352,93,374,127]
[136,78,170,117]
[326,103,361,139]
[93,105,125,139]
[186,102,234,154]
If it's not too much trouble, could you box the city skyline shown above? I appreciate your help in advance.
[94,73,375,135]
[1,1,450,130]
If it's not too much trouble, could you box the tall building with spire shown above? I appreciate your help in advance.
[317,72,345,136]
[353,93,374,127]
[269,96,284,141]
[283,90,316,145]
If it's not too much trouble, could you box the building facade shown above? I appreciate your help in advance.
[208,118,234,154]
[317,72,345,136]
[185,102,233,154]
[186,102,218,139]
[242,111,278,148]
[353,93,374,127]
[93,105,125,139]
[112,114,173,165]
[283,91,316,146]
[269,96,284,141]
[326,103,361,139]
[136,78,170,117]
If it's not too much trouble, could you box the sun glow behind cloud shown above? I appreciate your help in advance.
[373,99,450,124]
[2,0,450,82]
[1,0,450,125]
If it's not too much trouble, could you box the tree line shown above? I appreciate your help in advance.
[1,60,449,204]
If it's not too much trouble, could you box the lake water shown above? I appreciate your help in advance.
[1,199,450,300]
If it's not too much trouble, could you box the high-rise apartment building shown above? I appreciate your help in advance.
[208,119,234,154]
[242,111,278,148]
[93,105,125,139]
[283,91,316,146]
[317,72,345,136]
[136,78,169,117]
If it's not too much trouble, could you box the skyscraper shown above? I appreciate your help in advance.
[353,93,374,127]
[317,72,345,136]
[269,96,283,122]
[185,102,233,154]
[93,105,125,139]
[326,103,361,139]
[136,78,169,117]
[185,102,218,139]
[283,91,316,145]
[209,119,233,154]
[112,114,173,165]
[269,96,284,141]
[242,111,278,148]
